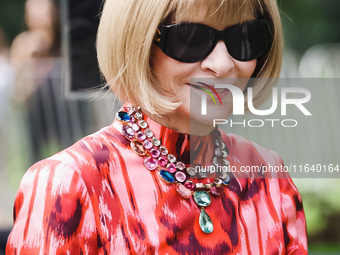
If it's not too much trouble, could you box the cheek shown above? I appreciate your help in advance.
[236,59,257,77]
[151,46,197,88]
[151,46,170,79]
[151,46,179,81]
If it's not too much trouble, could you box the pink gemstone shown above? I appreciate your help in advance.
[213,157,219,165]
[122,124,134,139]
[184,181,194,190]
[159,146,168,155]
[175,171,186,182]
[143,139,153,149]
[144,157,158,170]
[151,148,161,158]
[210,187,221,196]
[158,156,168,167]
[132,123,140,131]
[176,184,192,199]
[176,161,185,171]
[215,147,223,157]
[167,154,176,163]
[130,116,136,123]
[166,163,176,173]
[137,131,146,141]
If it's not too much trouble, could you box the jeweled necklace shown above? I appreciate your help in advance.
[116,106,231,234]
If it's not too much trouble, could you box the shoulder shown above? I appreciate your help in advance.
[7,125,127,252]
[43,123,128,174]
[16,123,128,212]
[8,158,98,253]
[23,123,131,199]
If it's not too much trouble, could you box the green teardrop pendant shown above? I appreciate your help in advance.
[193,191,211,207]
[199,209,214,233]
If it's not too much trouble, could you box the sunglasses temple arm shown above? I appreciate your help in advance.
[154,27,167,48]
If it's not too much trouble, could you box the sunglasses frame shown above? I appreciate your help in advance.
[154,20,273,63]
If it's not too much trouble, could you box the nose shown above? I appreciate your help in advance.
[200,41,235,77]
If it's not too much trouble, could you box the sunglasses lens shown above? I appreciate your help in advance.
[165,24,214,62]
[225,20,272,61]
[159,20,272,63]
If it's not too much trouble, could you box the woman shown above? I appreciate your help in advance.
[6,0,308,254]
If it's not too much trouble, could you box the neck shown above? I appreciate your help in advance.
[144,110,216,136]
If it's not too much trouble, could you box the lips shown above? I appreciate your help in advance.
[188,82,227,91]
[188,82,230,100]
[213,88,228,93]
[186,83,223,105]
[187,82,216,91]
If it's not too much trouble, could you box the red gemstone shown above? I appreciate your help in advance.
[184,181,194,190]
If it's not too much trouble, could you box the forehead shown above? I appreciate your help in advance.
[173,0,257,29]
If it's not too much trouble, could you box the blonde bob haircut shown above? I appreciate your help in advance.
[97,0,283,115]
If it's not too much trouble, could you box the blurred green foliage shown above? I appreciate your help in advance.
[309,243,340,254]
[279,0,340,53]
[0,1,26,44]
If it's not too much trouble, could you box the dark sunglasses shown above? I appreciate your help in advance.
[154,20,273,63]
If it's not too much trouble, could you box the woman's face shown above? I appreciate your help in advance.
[150,13,257,134]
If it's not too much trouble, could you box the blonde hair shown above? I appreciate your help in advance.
[96,0,283,115]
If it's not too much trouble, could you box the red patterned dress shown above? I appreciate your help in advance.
[6,104,307,254]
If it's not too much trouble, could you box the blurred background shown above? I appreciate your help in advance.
[0,0,339,254]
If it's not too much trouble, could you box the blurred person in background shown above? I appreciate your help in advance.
[1,1,62,252]
[0,27,15,214]
[0,28,14,128]
[0,28,15,181]
[0,27,15,255]
[6,0,308,254]
[9,0,68,165]
[10,0,60,103]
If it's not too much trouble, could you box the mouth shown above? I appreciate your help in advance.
[188,82,228,92]
[187,82,230,104]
